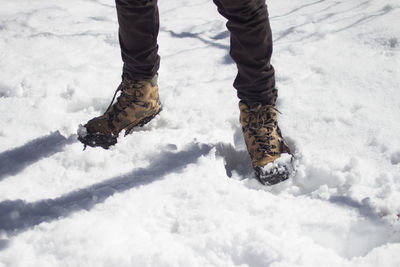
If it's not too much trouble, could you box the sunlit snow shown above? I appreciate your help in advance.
[0,0,400,266]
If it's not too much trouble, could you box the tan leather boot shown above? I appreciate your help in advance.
[239,101,293,185]
[78,75,161,149]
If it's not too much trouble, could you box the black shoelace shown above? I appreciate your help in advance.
[105,79,148,129]
[247,104,279,156]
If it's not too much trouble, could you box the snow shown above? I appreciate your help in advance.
[0,0,400,266]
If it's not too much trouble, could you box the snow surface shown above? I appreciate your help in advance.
[1,0,400,266]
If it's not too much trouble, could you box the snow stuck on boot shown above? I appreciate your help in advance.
[254,153,295,185]
[77,124,117,150]
[77,124,88,138]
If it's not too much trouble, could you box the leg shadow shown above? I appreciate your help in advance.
[0,143,212,236]
[0,132,76,181]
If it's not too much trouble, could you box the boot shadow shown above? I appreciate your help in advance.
[215,142,253,179]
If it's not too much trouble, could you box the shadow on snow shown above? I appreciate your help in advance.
[0,132,75,181]
[0,143,212,239]
[161,28,234,64]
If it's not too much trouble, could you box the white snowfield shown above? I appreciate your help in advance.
[0,0,399,266]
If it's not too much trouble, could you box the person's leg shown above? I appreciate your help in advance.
[116,0,160,80]
[214,0,294,185]
[78,0,162,149]
[213,0,277,105]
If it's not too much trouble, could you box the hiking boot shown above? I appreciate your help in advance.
[78,75,162,149]
[239,101,294,185]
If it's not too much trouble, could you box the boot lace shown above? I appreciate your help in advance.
[246,104,279,156]
[105,79,149,129]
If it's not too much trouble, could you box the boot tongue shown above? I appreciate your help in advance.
[248,104,276,129]
[249,103,263,110]
[121,79,146,97]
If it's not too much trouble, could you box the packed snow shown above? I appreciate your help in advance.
[1,0,400,266]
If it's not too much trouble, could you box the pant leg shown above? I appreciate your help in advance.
[116,0,160,80]
[213,0,277,105]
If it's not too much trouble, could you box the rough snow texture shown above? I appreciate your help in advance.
[1,0,400,266]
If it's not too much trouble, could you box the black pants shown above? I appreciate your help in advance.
[116,0,277,105]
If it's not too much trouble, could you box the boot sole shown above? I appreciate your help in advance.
[124,107,162,136]
[254,153,295,185]
[255,166,290,185]
[79,107,162,149]
[78,132,118,150]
